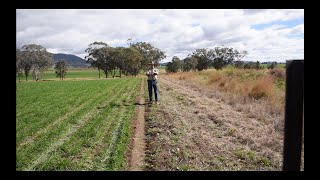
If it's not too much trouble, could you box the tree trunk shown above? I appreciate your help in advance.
[120,68,122,78]
[113,67,116,78]
[105,66,108,79]
[32,69,35,81]
[98,68,100,79]
[33,69,38,81]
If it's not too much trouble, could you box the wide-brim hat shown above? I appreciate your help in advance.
[148,61,155,65]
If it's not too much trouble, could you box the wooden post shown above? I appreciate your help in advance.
[283,60,304,171]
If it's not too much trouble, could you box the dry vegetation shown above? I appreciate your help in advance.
[168,67,286,131]
[144,67,304,171]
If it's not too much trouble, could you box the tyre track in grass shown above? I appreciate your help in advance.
[17,88,111,147]
[95,108,132,170]
[22,79,132,171]
[59,79,139,170]
[17,80,124,151]
[76,80,140,170]
[74,106,122,170]
[17,80,121,144]
[91,80,139,170]
[16,81,90,119]
[17,90,110,167]
[16,80,108,140]
[56,79,137,157]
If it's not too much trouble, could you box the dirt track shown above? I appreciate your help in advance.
[128,80,146,171]
[144,76,284,170]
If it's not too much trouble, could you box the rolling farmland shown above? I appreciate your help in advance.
[16,67,303,171]
[16,9,304,171]
[16,78,142,170]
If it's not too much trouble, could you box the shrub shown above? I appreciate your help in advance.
[248,77,273,99]
[269,68,285,79]
[208,72,223,84]
[223,66,235,76]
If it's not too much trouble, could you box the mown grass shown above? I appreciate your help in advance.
[16,78,142,170]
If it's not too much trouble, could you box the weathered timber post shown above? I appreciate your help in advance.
[283,60,304,171]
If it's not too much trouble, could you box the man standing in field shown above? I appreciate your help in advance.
[146,61,159,104]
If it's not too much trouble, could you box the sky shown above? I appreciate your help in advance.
[16,9,304,63]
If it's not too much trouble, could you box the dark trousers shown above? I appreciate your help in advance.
[147,80,158,102]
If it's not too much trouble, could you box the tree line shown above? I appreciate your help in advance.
[235,61,280,69]
[16,42,280,81]
[16,40,167,81]
[166,46,248,73]
[165,47,284,73]
[84,40,166,79]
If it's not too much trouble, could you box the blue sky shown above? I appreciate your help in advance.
[16,9,304,62]
[251,19,304,30]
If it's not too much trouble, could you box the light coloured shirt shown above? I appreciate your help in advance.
[146,68,159,80]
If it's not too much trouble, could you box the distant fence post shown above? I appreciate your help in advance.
[283,60,304,171]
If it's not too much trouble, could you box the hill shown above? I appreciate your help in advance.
[51,53,89,67]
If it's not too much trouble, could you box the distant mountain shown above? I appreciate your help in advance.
[159,62,168,66]
[51,53,89,67]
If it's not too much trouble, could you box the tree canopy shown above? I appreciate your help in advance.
[17,44,53,81]
[54,60,68,80]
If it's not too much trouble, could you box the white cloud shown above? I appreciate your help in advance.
[16,9,304,62]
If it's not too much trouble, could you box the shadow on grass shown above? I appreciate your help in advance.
[97,101,149,109]
[41,79,56,81]
[133,102,149,106]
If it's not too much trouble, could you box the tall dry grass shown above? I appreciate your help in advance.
[165,67,286,131]
[163,67,299,170]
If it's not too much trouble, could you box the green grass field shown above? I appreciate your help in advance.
[157,66,166,69]
[17,69,147,81]
[260,63,286,68]
[17,69,112,80]
[43,69,100,79]
[16,78,142,170]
